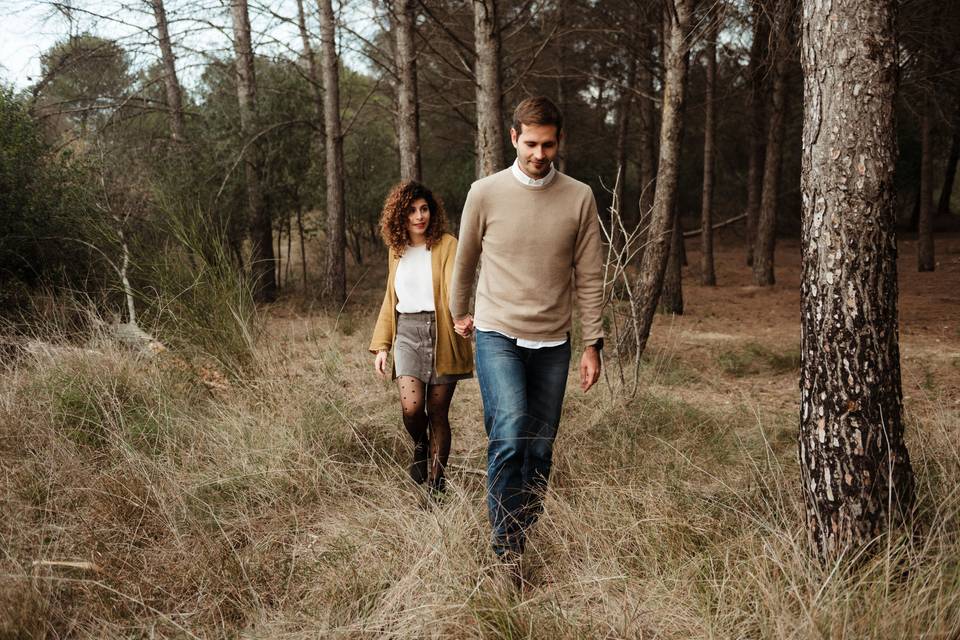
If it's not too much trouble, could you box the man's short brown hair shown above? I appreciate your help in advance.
[512,96,563,136]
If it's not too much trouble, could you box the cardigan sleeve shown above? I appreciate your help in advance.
[369,254,396,353]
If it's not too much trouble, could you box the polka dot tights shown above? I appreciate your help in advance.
[397,376,456,484]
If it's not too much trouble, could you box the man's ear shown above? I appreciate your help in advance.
[510,126,518,148]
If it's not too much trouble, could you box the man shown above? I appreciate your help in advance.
[449,96,604,565]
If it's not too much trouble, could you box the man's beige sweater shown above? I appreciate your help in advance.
[449,167,604,346]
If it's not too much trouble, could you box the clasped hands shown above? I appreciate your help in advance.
[453,313,474,337]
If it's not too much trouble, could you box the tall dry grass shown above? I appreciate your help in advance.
[1,296,958,639]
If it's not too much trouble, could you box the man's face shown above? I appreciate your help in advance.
[511,122,561,179]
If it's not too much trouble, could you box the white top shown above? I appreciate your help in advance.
[510,158,557,188]
[475,160,566,349]
[394,244,435,313]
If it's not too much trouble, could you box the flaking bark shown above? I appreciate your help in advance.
[799,0,914,564]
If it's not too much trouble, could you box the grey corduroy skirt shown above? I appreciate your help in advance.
[394,311,472,385]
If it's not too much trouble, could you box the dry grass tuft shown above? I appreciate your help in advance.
[1,296,958,638]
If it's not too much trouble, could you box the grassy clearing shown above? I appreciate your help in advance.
[1,302,958,638]
[715,341,801,377]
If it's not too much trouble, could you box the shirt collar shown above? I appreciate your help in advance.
[511,158,557,188]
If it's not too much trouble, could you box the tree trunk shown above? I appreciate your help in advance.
[285,212,292,287]
[799,0,914,565]
[297,208,308,289]
[613,40,637,234]
[149,0,185,143]
[276,224,282,290]
[555,4,568,173]
[319,0,347,306]
[230,0,277,302]
[631,0,693,359]
[752,0,792,286]
[917,100,935,271]
[745,0,768,266]
[295,0,326,155]
[936,101,960,218]
[637,17,657,227]
[474,0,504,178]
[937,126,959,218]
[700,17,718,286]
[394,0,422,181]
[660,215,684,315]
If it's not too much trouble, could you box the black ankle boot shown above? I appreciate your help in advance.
[409,437,429,484]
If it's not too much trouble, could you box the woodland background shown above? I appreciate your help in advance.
[0,0,958,637]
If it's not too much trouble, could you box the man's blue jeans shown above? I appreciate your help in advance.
[475,330,570,556]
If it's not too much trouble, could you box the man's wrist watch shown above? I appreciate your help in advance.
[588,338,604,352]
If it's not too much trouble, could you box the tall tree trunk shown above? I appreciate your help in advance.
[700,17,718,286]
[319,0,347,306]
[636,16,657,247]
[917,99,935,271]
[285,213,292,286]
[393,0,422,181]
[295,0,326,155]
[660,216,684,314]
[276,223,283,290]
[799,0,914,565]
[613,40,637,232]
[631,0,693,359]
[149,0,185,142]
[555,5,568,173]
[297,208,308,289]
[474,0,504,177]
[745,0,768,266]
[937,126,959,218]
[752,0,792,286]
[230,0,277,302]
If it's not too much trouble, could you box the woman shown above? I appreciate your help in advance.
[369,181,473,493]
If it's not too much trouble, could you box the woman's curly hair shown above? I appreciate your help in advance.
[379,181,448,256]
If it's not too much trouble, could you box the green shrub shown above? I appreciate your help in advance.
[135,203,261,375]
[0,88,104,309]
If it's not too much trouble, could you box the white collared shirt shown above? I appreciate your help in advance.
[474,159,567,349]
[510,158,557,188]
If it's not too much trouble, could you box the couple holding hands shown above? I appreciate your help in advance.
[369,96,604,567]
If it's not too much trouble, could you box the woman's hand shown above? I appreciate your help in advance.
[454,313,474,337]
[374,350,389,379]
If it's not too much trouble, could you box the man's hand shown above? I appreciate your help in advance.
[374,350,389,379]
[454,313,475,337]
[579,345,601,392]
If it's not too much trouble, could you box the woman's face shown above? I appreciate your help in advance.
[406,197,430,245]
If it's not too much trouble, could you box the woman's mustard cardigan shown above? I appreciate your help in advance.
[369,233,474,378]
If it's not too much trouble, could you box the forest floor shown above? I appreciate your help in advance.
[1,232,958,638]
